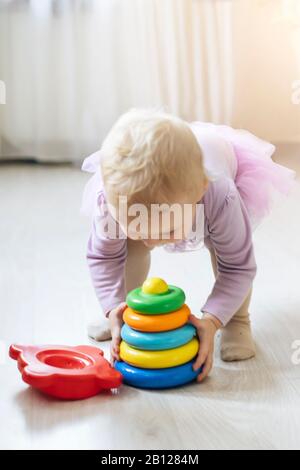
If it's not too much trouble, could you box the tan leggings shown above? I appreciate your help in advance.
[125,240,251,323]
[209,249,252,323]
[125,239,152,294]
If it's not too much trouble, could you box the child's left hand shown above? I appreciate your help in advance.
[189,313,222,382]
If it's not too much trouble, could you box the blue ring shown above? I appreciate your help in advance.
[121,324,196,350]
[114,360,202,389]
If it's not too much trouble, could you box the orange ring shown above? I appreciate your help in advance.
[123,304,191,332]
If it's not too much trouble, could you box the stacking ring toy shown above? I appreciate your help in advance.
[126,285,185,314]
[121,323,196,351]
[123,304,190,332]
[115,360,203,389]
[120,337,199,369]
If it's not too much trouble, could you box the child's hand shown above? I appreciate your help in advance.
[109,302,127,365]
[189,313,222,382]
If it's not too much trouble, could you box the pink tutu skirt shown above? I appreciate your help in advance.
[81,122,296,233]
[190,122,296,229]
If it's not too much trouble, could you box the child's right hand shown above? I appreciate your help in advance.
[109,302,127,365]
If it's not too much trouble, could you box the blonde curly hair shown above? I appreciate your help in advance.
[100,108,208,209]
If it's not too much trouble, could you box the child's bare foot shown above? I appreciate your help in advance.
[221,315,256,362]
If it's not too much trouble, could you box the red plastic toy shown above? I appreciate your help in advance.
[9,344,122,400]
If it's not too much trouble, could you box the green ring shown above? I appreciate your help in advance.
[126,285,185,314]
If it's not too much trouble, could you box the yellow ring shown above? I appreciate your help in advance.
[123,304,190,332]
[120,337,199,369]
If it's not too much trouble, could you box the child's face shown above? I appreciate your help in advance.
[125,181,208,247]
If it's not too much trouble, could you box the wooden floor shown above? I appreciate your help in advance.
[1,160,300,450]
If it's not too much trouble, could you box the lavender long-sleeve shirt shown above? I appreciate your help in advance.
[86,176,257,326]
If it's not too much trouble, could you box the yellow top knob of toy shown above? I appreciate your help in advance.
[142,277,169,295]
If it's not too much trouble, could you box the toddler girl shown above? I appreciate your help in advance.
[81,108,295,382]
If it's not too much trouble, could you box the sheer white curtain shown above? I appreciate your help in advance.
[0,0,233,162]
[231,0,300,145]
[0,0,299,163]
